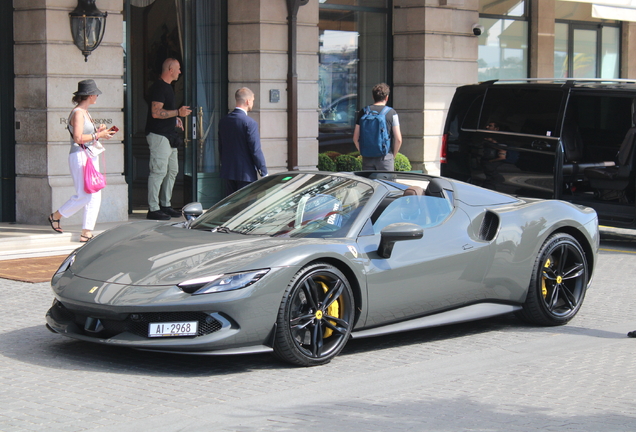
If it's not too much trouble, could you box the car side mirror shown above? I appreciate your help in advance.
[378,223,423,258]
[182,202,203,221]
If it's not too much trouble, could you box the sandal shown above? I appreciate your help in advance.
[79,234,94,243]
[48,213,63,234]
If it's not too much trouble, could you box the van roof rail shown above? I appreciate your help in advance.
[483,78,636,86]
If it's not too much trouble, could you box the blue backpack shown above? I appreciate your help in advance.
[359,105,391,158]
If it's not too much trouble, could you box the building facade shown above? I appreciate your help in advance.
[2,0,635,224]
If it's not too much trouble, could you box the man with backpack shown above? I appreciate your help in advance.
[353,83,402,170]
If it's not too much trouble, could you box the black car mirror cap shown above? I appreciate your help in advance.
[182,202,203,221]
[378,223,424,258]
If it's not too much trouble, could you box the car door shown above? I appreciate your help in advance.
[470,86,566,199]
[561,90,636,225]
[357,195,495,328]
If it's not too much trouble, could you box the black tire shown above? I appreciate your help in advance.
[273,262,354,366]
[517,233,588,326]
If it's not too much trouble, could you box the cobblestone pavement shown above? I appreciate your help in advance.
[0,231,635,431]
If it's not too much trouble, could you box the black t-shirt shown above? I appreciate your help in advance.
[145,80,177,136]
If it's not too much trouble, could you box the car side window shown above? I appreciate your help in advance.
[373,195,453,234]
[480,87,564,137]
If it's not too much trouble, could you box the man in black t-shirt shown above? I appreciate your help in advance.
[353,83,403,171]
[145,58,192,220]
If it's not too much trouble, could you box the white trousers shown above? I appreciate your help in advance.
[58,151,102,230]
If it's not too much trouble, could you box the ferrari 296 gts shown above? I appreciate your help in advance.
[46,171,598,366]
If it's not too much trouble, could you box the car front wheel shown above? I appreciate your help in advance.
[518,233,588,326]
[273,262,354,366]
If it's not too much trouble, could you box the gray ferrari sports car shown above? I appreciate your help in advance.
[46,171,599,366]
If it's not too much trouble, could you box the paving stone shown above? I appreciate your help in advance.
[0,240,635,431]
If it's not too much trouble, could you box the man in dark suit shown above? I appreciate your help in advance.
[218,87,268,197]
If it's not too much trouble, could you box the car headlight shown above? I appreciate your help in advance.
[51,252,77,285]
[178,269,269,295]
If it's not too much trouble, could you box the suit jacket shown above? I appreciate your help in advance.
[218,108,268,182]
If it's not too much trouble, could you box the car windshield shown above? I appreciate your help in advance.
[190,173,374,238]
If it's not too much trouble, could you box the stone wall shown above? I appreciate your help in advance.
[13,0,127,225]
[227,0,319,174]
[393,0,479,175]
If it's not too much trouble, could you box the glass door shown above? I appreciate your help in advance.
[555,22,620,79]
[180,0,226,208]
[125,0,226,211]
[572,26,598,78]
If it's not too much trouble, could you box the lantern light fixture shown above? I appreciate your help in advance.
[69,0,108,62]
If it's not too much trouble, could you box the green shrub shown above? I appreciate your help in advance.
[335,154,362,172]
[394,152,412,171]
[348,150,360,158]
[318,153,337,171]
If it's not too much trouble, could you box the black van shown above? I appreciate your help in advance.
[440,79,636,228]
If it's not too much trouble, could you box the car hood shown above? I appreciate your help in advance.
[69,222,301,286]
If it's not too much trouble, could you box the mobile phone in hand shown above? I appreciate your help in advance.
[109,126,119,132]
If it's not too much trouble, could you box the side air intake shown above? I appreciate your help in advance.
[479,211,499,241]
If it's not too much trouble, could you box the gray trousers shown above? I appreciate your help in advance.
[362,153,395,171]
[147,132,178,211]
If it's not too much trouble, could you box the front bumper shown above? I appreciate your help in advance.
[46,300,273,354]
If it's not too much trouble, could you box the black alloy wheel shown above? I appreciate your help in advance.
[518,233,589,326]
[274,262,354,366]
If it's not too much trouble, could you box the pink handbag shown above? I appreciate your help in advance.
[83,150,106,194]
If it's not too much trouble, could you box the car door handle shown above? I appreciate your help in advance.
[531,140,552,151]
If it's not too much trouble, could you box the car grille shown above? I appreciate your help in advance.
[51,301,222,339]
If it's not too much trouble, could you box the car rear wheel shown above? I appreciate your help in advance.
[273,262,354,366]
[518,233,588,326]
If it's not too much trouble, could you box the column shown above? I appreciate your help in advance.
[621,22,636,79]
[393,0,479,175]
[13,0,127,225]
[227,0,319,174]
[530,0,555,78]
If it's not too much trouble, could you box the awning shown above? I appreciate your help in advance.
[559,0,636,21]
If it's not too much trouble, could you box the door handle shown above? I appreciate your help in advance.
[531,140,552,151]
[197,107,204,142]
[184,109,191,149]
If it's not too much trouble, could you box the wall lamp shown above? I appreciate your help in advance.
[69,0,108,62]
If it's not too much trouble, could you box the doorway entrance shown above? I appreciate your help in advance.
[125,0,226,212]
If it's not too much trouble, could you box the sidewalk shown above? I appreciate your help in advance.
[0,210,161,261]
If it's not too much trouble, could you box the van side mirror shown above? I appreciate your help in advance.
[378,223,424,258]
[182,202,203,221]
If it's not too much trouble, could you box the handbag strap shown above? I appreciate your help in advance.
[83,148,106,177]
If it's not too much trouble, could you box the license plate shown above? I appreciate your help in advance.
[148,321,198,337]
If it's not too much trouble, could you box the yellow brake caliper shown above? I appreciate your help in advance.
[542,258,551,298]
[317,281,339,338]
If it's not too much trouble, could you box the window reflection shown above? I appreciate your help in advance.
[190,174,374,238]
[478,18,528,81]
[553,23,619,79]
[318,3,388,154]
[479,0,525,17]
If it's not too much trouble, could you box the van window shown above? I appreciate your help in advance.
[479,87,564,136]
[566,94,633,162]
[461,94,483,130]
